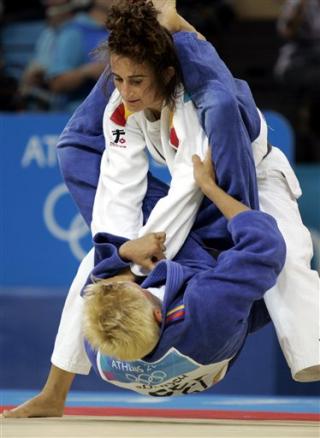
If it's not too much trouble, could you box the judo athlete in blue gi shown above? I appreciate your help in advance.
[81,149,286,396]
[4,0,319,419]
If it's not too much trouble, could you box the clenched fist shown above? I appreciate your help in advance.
[119,232,166,271]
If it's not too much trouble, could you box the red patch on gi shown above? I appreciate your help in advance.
[110,103,126,126]
[170,127,179,149]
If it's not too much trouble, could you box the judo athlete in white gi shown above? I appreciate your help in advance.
[4,0,319,419]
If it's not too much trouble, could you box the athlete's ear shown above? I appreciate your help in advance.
[153,307,162,324]
[164,66,175,84]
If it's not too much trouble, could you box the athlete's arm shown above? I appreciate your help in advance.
[192,149,250,220]
[131,98,208,274]
[173,32,263,211]
[57,71,112,226]
[182,209,286,364]
[91,100,149,239]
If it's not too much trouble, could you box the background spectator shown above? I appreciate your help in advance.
[0,0,43,23]
[18,0,108,112]
[177,0,235,49]
[46,0,108,112]
[18,0,76,110]
[274,0,320,161]
[0,0,20,110]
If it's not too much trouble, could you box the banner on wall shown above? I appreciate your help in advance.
[0,113,319,287]
[0,114,91,287]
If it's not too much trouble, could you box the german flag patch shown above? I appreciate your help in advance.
[110,103,132,126]
[165,304,185,326]
[169,112,180,149]
[169,126,179,149]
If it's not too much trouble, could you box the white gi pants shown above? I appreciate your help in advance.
[51,147,320,382]
[51,249,93,374]
[257,148,320,382]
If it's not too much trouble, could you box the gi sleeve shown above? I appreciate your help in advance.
[173,32,262,210]
[131,100,207,275]
[91,112,149,239]
[81,232,130,295]
[57,70,114,226]
[182,211,286,362]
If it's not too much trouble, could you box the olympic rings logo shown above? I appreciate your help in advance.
[43,183,89,261]
[125,370,167,385]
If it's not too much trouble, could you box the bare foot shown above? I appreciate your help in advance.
[2,393,65,418]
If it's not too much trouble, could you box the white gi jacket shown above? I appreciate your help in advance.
[92,88,209,275]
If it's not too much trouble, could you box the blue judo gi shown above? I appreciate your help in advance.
[83,180,285,395]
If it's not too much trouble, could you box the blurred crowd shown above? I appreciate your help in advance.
[1,0,108,111]
[0,0,319,162]
[274,0,320,162]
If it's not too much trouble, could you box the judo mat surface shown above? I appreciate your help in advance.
[1,390,319,437]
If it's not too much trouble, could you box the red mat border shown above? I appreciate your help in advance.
[2,406,319,421]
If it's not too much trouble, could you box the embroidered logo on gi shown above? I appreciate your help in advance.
[169,112,179,149]
[112,129,126,144]
[165,304,185,326]
[110,103,132,127]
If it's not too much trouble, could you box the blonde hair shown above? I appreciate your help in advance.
[83,281,161,361]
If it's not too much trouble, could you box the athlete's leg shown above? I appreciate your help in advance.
[257,147,320,382]
[51,249,94,374]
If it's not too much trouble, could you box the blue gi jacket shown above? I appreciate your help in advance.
[84,211,286,396]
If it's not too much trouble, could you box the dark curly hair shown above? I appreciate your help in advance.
[105,0,183,109]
